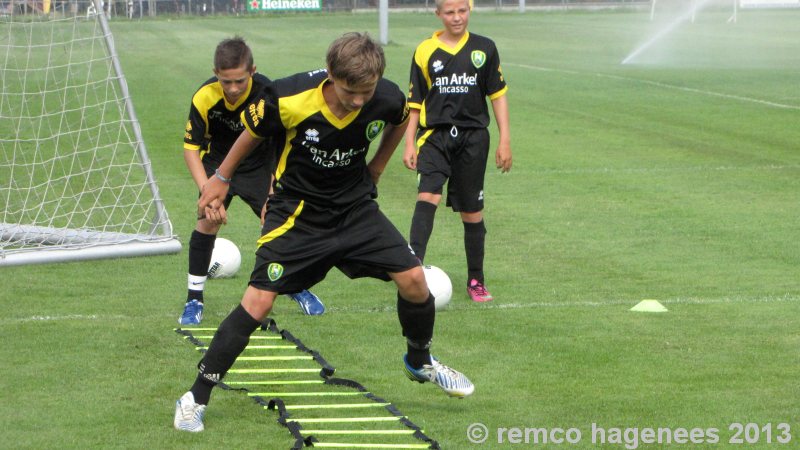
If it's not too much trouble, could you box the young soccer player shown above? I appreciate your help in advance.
[402,0,512,302]
[179,37,325,325]
[174,32,474,433]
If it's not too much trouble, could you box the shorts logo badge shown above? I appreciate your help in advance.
[471,50,486,69]
[366,120,385,142]
[267,263,284,281]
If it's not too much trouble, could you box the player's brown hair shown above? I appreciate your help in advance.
[326,32,385,87]
[214,36,254,71]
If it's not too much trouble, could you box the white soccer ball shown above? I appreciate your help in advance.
[207,237,241,279]
[423,265,452,311]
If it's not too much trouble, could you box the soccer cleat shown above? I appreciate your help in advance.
[288,290,326,316]
[174,391,206,432]
[467,279,493,302]
[178,299,204,325]
[403,354,475,398]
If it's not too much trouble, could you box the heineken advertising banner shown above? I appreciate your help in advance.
[247,0,322,11]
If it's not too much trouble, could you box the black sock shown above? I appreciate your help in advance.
[409,200,437,264]
[397,292,435,369]
[187,230,216,302]
[464,220,486,284]
[191,304,261,405]
[189,375,214,406]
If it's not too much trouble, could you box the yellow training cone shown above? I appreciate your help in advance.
[630,299,668,313]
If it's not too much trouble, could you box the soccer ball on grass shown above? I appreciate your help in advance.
[207,237,241,279]
[423,264,452,311]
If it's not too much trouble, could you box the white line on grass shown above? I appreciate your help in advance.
[2,295,797,323]
[508,63,800,111]
[325,294,800,314]
[0,314,127,324]
[528,163,800,176]
[472,294,800,311]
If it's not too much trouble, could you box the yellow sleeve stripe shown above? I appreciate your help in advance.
[184,143,202,151]
[245,124,261,138]
[488,86,508,101]
[257,200,305,248]
[239,110,262,139]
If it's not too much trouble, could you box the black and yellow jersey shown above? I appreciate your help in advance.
[408,31,507,129]
[183,73,271,173]
[241,69,408,207]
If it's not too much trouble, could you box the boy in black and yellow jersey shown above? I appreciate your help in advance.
[403,0,512,303]
[174,32,474,433]
[179,37,324,325]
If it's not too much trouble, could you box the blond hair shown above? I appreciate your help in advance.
[435,0,471,11]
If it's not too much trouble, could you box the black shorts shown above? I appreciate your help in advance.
[249,196,420,294]
[416,126,490,213]
[202,163,270,218]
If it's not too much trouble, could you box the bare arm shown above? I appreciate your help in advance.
[198,131,264,223]
[367,116,410,184]
[491,94,512,173]
[402,108,421,170]
[183,149,209,190]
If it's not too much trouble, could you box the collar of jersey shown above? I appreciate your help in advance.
[317,78,360,129]
[433,30,470,55]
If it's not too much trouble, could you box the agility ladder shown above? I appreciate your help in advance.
[175,319,439,449]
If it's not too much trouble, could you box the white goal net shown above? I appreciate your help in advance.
[0,3,181,266]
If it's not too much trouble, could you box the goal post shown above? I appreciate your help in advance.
[0,1,181,267]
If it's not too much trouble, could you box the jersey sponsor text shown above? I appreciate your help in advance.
[433,72,477,94]
[208,110,244,132]
[307,144,368,169]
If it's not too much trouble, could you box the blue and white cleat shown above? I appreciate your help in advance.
[174,391,206,432]
[178,299,204,325]
[288,290,325,316]
[403,354,475,398]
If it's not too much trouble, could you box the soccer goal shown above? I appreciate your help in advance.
[0,1,181,267]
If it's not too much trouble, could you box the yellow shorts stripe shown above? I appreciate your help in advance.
[256,200,305,248]
[415,128,435,152]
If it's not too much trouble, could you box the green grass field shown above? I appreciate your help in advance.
[2,8,800,449]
